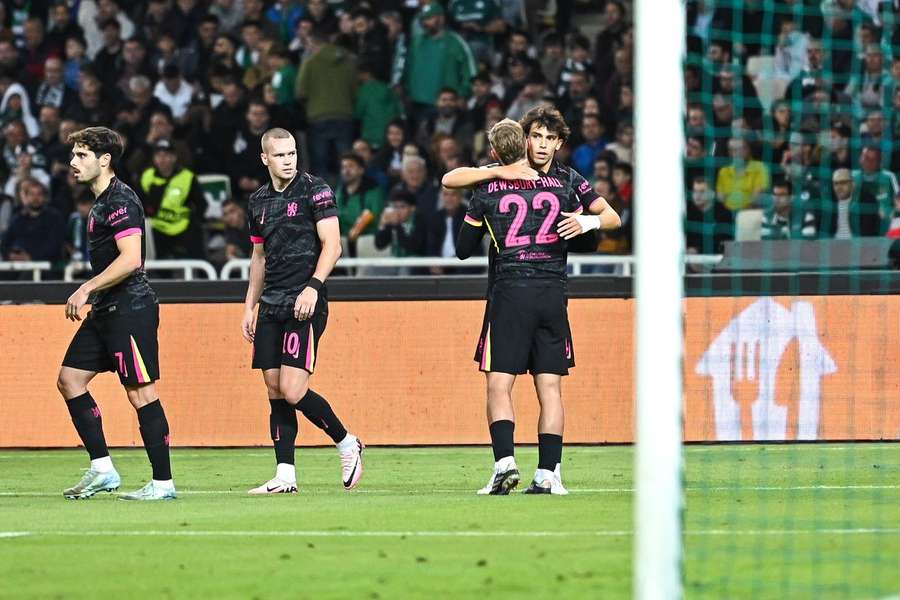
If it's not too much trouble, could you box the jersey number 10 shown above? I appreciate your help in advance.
[499,192,561,248]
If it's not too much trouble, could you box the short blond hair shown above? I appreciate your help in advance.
[487,118,526,164]
[261,127,293,152]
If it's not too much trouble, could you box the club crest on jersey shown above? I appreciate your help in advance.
[287,202,298,217]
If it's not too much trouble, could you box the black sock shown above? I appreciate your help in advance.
[295,389,347,444]
[269,398,297,465]
[488,420,515,462]
[537,433,563,471]
[137,400,171,480]
[65,392,109,460]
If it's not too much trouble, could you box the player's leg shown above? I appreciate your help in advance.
[118,382,176,500]
[524,373,568,495]
[476,371,521,495]
[475,288,533,495]
[523,286,573,495]
[58,316,121,499]
[280,311,363,490]
[249,310,299,494]
[93,304,174,501]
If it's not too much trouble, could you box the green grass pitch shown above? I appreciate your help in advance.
[0,444,897,599]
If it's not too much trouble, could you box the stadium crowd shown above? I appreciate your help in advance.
[0,0,897,278]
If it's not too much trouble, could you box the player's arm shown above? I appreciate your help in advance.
[65,234,142,321]
[241,242,265,342]
[441,159,538,190]
[294,216,341,321]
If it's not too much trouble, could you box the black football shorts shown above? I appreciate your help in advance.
[252,303,328,373]
[62,304,160,385]
[473,284,575,376]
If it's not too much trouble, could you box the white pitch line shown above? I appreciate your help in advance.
[0,484,898,497]
[2,528,899,539]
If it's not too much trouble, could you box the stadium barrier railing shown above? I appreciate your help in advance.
[219,254,725,279]
[0,261,52,281]
[63,259,219,281]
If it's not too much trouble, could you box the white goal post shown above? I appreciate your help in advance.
[634,0,686,599]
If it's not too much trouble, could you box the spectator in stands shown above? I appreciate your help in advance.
[612,161,633,205]
[557,70,591,132]
[65,192,93,262]
[336,152,384,252]
[295,28,357,182]
[355,60,402,150]
[773,15,810,82]
[594,0,628,85]
[140,139,207,259]
[34,57,72,113]
[210,0,244,35]
[92,17,124,90]
[1,83,40,138]
[115,75,165,148]
[116,38,155,93]
[2,120,50,197]
[226,99,270,199]
[715,63,762,128]
[126,108,193,182]
[403,3,477,126]
[22,17,59,86]
[604,121,634,166]
[819,168,881,239]
[423,186,468,271]
[352,138,389,191]
[62,35,87,91]
[761,178,817,240]
[846,44,891,111]
[306,0,339,39]
[853,146,899,234]
[595,177,631,255]
[1,177,65,264]
[572,114,608,177]
[506,72,549,123]
[392,155,439,222]
[416,87,474,158]
[761,100,792,166]
[684,176,733,255]
[716,137,770,211]
[466,72,500,132]
[349,7,392,82]
[221,197,251,261]
[448,0,506,63]
[46,2,82,56]
[64,71,113,127]
[786,38,827,104]
[375,188,423,261]
[826,121,853,170]
[154,64,194,123]
[557,33,593,99]
[540,32,566,87]
[781,131,824,204]
[78,0,135,60]
[372,119,412,187]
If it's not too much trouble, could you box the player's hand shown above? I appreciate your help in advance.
[241,307,257,342]
[495,159,539,182]
[65,286,90,321]
[557,211,601,240]
[293,287,318,321]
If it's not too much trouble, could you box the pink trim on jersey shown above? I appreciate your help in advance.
[250,235,264,244]
[464,215,483,227]
[573,205,584,215]
[114,227,142,240]
[316,215,338,222]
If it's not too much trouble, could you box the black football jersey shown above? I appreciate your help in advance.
[86,177,156,312]
[248,172,338,308]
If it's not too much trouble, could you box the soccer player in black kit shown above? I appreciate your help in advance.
[241,128,363,494]
[449,115,620,495]
[58,127,175,500]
